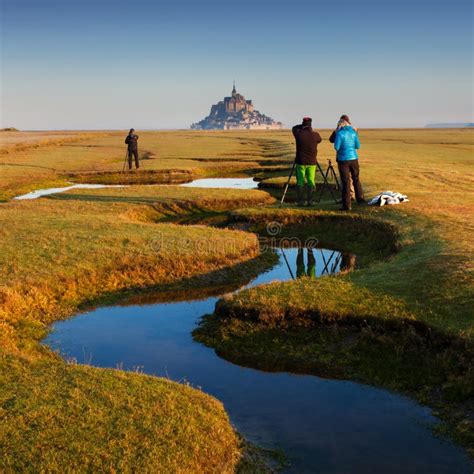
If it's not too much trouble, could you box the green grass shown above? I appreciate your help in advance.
[1,128,473,468]
[50,183,274,209]
[0,130,292,201]
[230,208,400,266]
[0,185,275,472]
[194,208,474,453]
[191,129,474,456]
[0,188,273,354]
[1,355,240,473]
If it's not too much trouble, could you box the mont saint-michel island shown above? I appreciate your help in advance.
[191,83,282,130]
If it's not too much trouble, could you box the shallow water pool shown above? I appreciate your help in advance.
[45,248,471,473]
[180,177,258,189]
[14,183,127,200]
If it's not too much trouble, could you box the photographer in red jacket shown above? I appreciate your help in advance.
[292,117,322,206]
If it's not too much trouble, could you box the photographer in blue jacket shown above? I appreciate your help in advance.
[333,115,365,210]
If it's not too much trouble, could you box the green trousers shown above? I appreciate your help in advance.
[296,164,316,187]
[296,249,316,279]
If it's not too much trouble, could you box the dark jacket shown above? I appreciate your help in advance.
[125,133,139,150]
[292,125,322,165]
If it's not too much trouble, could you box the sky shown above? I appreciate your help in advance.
[1,0,473,129]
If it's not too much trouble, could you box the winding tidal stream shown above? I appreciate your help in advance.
[45,248,471,473]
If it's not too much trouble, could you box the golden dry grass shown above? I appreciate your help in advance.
[1,128,473,469]
[0,181,272,472]
[0,130,292,200]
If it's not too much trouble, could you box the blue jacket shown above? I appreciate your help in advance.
[334,126,360,161]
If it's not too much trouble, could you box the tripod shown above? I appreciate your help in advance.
[315,159,340,204]
[122,148,130,173]
[279,159,296,207]
[279,159,340,206]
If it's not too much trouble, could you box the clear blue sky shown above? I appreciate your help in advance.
[1,0,473,129]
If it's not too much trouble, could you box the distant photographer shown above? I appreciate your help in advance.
[125,128,140,170]
[292,117,322,206]
[333,116,365,210]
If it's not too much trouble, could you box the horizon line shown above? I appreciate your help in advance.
[6,125,473,133]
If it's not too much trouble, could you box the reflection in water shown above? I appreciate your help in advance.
[340,253,357,272]
[296,248,316,278]
[45,248,471,474]
[281,247,355,280]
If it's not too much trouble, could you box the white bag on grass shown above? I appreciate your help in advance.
[368,191,409,206]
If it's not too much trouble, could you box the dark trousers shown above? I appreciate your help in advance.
[337,160,364,209]
[128,148,140,169]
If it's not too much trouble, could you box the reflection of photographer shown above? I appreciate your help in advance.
[296,248,316,279]
[340,253,356,272]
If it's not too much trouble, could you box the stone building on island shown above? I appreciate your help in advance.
[191,83,282,130]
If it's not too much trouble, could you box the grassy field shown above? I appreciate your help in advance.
[2,356,240,473]
[0,130,292,200]
[0,139,276,472]
[1,128,473,469]
[195,129,474,454]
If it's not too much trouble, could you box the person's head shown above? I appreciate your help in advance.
[129,128,135,134]
[337,115,351,129]
[302,117,312,128]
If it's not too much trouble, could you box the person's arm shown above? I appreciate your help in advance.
[334,132,341,151]
[329,130,336,143]
[354,132,360,150]
[314,132,322,144]
[125,136,129,144]
[292,125,300,137]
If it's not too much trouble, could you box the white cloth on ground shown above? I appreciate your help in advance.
[368,191,409,206]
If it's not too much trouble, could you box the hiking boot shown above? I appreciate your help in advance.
[338,206,351,211]
[296,186,305,207]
